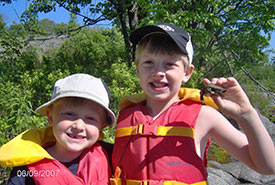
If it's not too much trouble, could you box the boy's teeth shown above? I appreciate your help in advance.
[75,135,85,139]
[68,133,85,139]
[153,83,165,87]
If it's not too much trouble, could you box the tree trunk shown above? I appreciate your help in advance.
[116,0,133,66]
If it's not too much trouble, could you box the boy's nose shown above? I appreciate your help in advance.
[152,63,165,78]
[72,119,85,130]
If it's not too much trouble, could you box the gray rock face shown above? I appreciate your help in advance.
[257,109,275,143]
[29,35,68,52]
[207,161,275,185]
[207,167,240,184]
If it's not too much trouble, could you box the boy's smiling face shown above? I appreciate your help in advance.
[137,45,193,107]
[46,97,106,161]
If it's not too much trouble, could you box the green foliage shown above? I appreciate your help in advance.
[0,49,39,84]
[0,23,24,60]
[8,23,26,37]
[246,90,274,123]
[0,78,47,146]
[53,22,69,35]
[68,13,79,30]
[244,64,275,92]
[105,60,141,113]
[35,18,56,35]
[268,107,275,123]
[45,27,127,76]
[0,166,10,185]
[136,0,274,77]
[0,15,5,29]
[4,0,275,78]
[207,141,233,165]
[235,64,275,123]
[185,68,205,89]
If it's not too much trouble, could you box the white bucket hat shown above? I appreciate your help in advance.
[35,73,116,125]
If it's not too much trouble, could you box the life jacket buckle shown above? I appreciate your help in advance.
[140,180,164,185]
[137,124,158,136]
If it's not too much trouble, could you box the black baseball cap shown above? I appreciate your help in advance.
[130,23,194,64]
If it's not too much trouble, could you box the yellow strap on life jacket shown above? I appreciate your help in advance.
[110,178,208,185]
[115,124,194,139]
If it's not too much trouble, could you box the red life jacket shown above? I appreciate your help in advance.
[111,100,208,185]
[28,142,111,185]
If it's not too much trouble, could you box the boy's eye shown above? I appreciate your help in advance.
[87,117,95,121]
[166,62,177,67]
[86,117,102,127]
[64,112,74,117]
[86,116,101,124]
[143,60,153,65]
[61,111,75,120]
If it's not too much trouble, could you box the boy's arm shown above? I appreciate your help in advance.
[202,77,275,174]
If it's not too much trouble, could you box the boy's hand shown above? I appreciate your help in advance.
[203,77,275,174]
[203,77,254,119]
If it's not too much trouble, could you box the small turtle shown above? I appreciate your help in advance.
[200,83,226,102]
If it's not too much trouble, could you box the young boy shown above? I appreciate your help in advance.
[111,23,275,185]
[0,73,116,185]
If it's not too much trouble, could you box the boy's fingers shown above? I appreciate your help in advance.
[202,78,211,85]
[211,94,223,104]
[204,77,238,90]
[222,77,239,89]
[215,77,228,87]
[226,77,238,87]
[211,78,219,84]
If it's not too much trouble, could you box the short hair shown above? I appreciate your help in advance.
[135,33,190,70]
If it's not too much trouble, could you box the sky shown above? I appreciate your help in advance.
[0,1,111,27]
[0,1,274,58]
[1,1,72,25]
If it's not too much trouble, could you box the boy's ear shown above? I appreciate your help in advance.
[182,65,194,83]
[46,109,53,126]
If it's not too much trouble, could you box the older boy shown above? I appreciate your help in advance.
[111,23,275,185]
[0,73,115,185]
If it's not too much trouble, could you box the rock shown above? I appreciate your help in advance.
[207,161,275,185]
[207,167,240,185]
[227,109,275,143]
[208,161,242,178]
[257,109,275,143]
[238,164,275,184]
[29,36,68,55]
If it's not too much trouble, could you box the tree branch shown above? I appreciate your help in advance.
[222,51,234,77]
[241,67,275,104]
